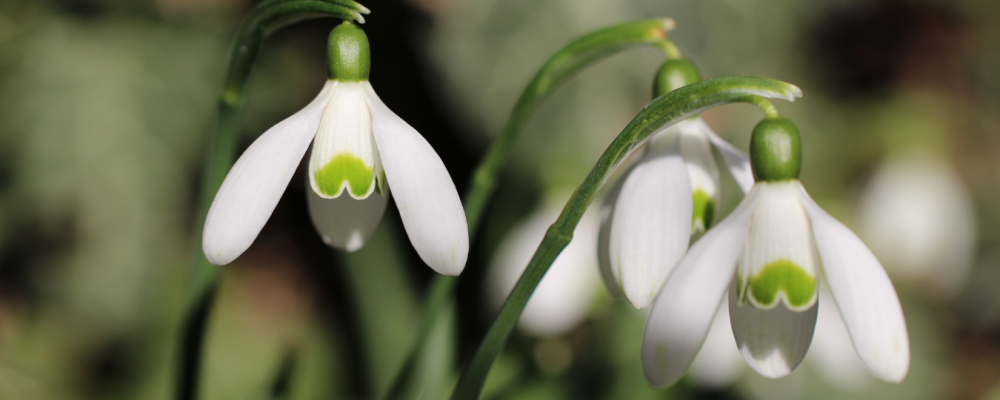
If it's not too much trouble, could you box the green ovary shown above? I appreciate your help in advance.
[691,190,715,232]
[747,259,816,309]
[314,154,374,198]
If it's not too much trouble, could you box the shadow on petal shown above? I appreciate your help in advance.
[306,178,389,251]
[729,277,817,378]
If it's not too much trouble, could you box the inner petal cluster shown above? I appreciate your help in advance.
[309,81,384,199]
[736,182,819,311]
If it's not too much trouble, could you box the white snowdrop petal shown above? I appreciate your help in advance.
[362,82,469,275]
[689,302,744,388]
[486,203,601,337]
[202,81,336,265]
[699,118,755,194]
[306,174,389,251]
[308,82,380,200]
[679,120,721,234]
[797,182,910,383]
[609,132,692,309]
[641,187,760,387]
[736,182,819,311]
[597,174,627,297]
[729,277,817,378]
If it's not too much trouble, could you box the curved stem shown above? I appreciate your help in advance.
[449,77,802,400]
[177,2,365,400]
[381,19,676,400]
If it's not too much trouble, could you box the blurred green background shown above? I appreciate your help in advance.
[1,0,999,399]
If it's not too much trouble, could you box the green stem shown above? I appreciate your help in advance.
[177,2,365,400]
[449,77,802,400]
[382,19,676,399]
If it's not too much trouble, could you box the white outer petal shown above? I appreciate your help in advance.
[641,186,760,387]
[729,277,818,378]
[202,81,336,265]
[609,135,692,309]
[689,302,744,388]
[306,172,389,251]
[796,182,910,383]
[698,118,754,194]
[485,203,601,337]
[362,82,469,275]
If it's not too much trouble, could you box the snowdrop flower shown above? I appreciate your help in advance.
[203,22,469,275]
[857,151,976,299]
[642,116,909,386]
[485,195,601,337]
[598,58,755,309]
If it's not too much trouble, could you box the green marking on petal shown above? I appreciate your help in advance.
[315,153,374,198]
[747,259,816,309]
[691,190,715,234]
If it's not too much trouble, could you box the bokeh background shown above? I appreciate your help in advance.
[1,0,1000,399]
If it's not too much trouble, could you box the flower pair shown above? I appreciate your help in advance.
[640,117,910,386]
[202,22,468,275]
[598,59,755,309]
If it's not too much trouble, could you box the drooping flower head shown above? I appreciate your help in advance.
[203,21,469,275]
[484,194,601,337]
[858,152,976,299]
[642,116,909,386]
[598,58,755,309]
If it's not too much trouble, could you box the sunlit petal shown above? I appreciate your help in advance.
[797,182,910,383]
[203,81,336,265]
[609,131,692,309]
[641,186,760,387]
[362,82,469,275]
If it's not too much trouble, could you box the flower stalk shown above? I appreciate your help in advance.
[179,2,366,400]
[449,77,801,400]
[383,19,678,399]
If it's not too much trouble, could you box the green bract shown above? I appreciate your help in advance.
[328,21,371,81]
[750,116,801,182]
[653,58,701,97]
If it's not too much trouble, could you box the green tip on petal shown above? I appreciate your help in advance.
[750,116,801,182]
[314,154,375,198]
[327,21,371,82]
[691,190,715,234]
[745,259,817,310]
[653,58,702,98]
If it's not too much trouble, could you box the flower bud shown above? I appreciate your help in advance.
[652,58,701,98]
[327,21,371,82]
[750,116,801,182]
